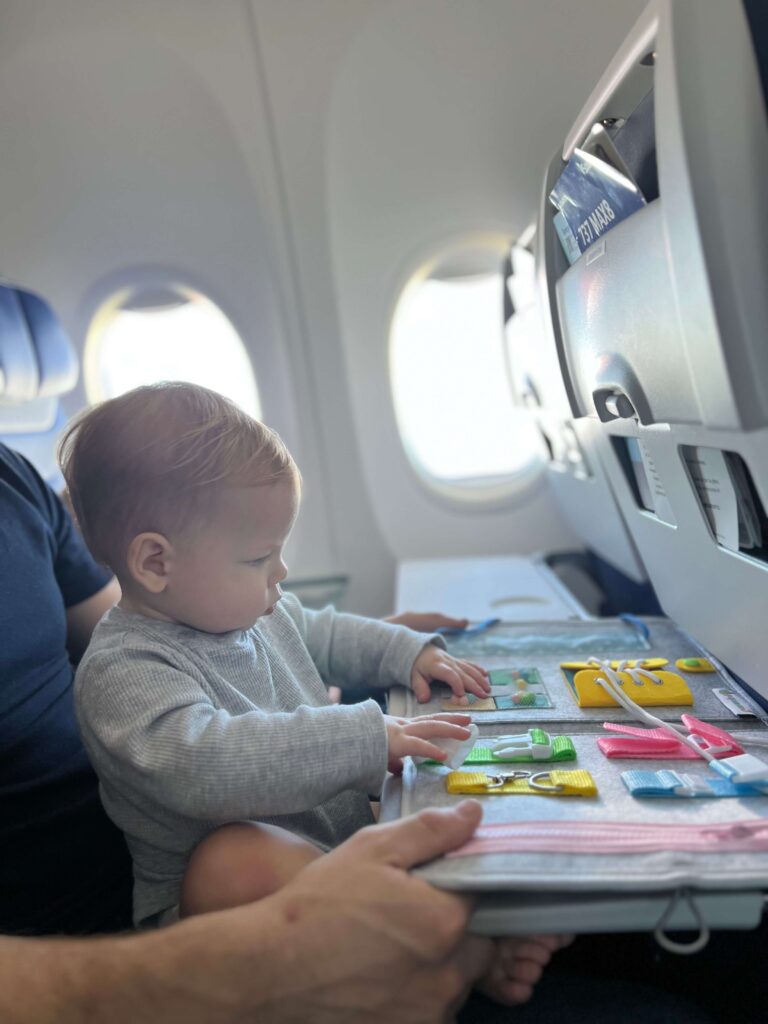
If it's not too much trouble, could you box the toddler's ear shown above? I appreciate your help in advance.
[126,532,172,594]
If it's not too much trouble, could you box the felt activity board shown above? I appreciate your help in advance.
[382,616,768,938]
[441,667,553,712]
[389,618,750,725]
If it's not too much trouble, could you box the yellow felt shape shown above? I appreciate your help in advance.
[571,668,693,708]
[675,657,716,674]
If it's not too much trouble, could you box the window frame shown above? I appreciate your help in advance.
[82,270,260,416]
[387,241,545,510]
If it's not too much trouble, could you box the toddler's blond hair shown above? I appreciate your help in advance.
[59,382,299,572]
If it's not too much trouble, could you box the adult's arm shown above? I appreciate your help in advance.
[0,802,491,1024]
[65,577,121,662]
[385,611,469,632]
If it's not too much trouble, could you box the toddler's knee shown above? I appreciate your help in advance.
[180,822,320,917]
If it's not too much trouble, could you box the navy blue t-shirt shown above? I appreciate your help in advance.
[0,444,132,934]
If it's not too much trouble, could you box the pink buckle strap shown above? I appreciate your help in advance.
[446,819,768,857]
[597,715,743,760]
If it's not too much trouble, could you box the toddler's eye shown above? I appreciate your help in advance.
[246,556,269,565]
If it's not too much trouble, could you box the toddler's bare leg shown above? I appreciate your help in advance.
[180,821,322,918]
[476,934,573,1006]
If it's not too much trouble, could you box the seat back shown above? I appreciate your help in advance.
[0,286,78,486]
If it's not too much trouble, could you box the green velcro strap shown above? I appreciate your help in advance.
[444,738,577,765]
[463,746,496,764]
[420,735,577,767]
[551,736,577,761]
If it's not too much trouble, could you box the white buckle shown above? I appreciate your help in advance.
[712,753,768,786]
[490,730,553,761]
[669,772,711,798]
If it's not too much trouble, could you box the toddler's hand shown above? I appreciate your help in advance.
[384,713,473,774]
[411,645,490,704]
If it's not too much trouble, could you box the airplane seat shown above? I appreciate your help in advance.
[0,285,78,488]
[541,0,768,703]
[503,231,653,617]
[547,549,663,618]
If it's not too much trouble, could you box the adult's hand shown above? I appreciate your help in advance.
[0,802,490,1024]
[386,611,469,633]
[259,800,492,1022]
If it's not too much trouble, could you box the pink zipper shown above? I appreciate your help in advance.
[446,819,768,857]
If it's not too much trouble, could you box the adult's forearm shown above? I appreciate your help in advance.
[0,804,490,1024]
[0,910,285,1024]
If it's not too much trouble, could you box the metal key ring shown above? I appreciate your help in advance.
[528,771,565,793]
[484,774,507,789]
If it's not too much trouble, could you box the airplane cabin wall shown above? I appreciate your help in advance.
[321,0,647,558]
[0,0,644,615]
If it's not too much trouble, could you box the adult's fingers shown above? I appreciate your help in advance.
[432,613,469,630]
[364,801,483,870]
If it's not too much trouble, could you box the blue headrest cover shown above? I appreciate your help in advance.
[0,285,78,400]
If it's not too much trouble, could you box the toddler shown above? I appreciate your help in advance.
[62,382,565,1005]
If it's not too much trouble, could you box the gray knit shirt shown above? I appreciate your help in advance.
[75,594,440,925]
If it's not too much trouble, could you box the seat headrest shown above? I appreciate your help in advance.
[0,285,78,401]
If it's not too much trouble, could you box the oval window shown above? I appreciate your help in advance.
[85,286,261,417]
[390,269,540,492]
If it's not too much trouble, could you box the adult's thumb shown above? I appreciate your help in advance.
[372,800,482,870]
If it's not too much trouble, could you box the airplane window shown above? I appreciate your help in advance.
[390,271,540,488]
[85,288,261,417]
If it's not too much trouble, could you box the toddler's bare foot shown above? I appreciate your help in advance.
[476,933,572,1006]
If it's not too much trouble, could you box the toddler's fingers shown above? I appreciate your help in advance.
[431,661,469,700]
[463,674,491,699]
[411,675,432,704]
[406,720,472,741]
[401,738,453,762]
[461,661,491,691]
[419,712,472,726]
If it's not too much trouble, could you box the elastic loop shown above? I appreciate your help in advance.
[653,889,711,955]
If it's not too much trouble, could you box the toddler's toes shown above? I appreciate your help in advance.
[476,937,543,1007]
[499,936,554,970]
[475,953,532,1007]
[477,933,573,1008]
